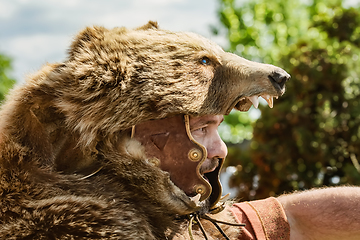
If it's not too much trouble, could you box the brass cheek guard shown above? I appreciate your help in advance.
[132,115,211,201]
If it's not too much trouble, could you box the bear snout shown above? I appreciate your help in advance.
[268,70,291,91]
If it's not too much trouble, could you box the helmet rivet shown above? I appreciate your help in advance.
[196,186,205,194]
[188,148,202,162]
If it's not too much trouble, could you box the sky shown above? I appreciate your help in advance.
[0,0,226,83]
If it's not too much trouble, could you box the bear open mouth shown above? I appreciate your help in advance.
[234,94,279,112]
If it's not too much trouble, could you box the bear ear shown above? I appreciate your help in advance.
[136,21,159,30]
[68,26,107,60]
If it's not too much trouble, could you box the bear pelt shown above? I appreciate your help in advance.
[0,21,288,239]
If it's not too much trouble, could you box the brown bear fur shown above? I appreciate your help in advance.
[0,21,289,239]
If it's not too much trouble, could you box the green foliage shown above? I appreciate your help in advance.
[0,54,16,103]
[220,110,256,144]
[217,0,360,200]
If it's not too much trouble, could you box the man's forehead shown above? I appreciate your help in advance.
[189,115,224,126]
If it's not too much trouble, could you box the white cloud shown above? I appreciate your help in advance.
[0,1,17,19]
[132,0,185,7]
[2,34,70,81]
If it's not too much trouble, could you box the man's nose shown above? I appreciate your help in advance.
[207,133,228,159]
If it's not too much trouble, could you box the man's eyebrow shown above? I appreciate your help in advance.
[191,117,224,128]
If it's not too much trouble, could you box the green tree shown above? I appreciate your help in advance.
[216,0,360,200]
[0,54,16,103]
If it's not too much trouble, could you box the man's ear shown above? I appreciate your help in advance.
[136,21,159,31]
[68,26,107,61]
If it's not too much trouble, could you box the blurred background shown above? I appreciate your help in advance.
[1,0,360,201]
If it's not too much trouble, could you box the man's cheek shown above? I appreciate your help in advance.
[191,133,205,143]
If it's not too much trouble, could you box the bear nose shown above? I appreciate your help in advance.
[268,70,291,90]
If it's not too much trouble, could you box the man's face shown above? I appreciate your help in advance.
[189,115,228,175]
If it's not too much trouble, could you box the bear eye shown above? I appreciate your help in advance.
[200,57,210,65]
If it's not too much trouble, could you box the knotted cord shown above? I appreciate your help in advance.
[188,212,245,240]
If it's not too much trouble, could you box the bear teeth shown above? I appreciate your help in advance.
[248,96,259,109]
[262,95,274,108]
[247,95,275,108]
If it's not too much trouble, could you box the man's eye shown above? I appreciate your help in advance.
[192,127,206,134]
